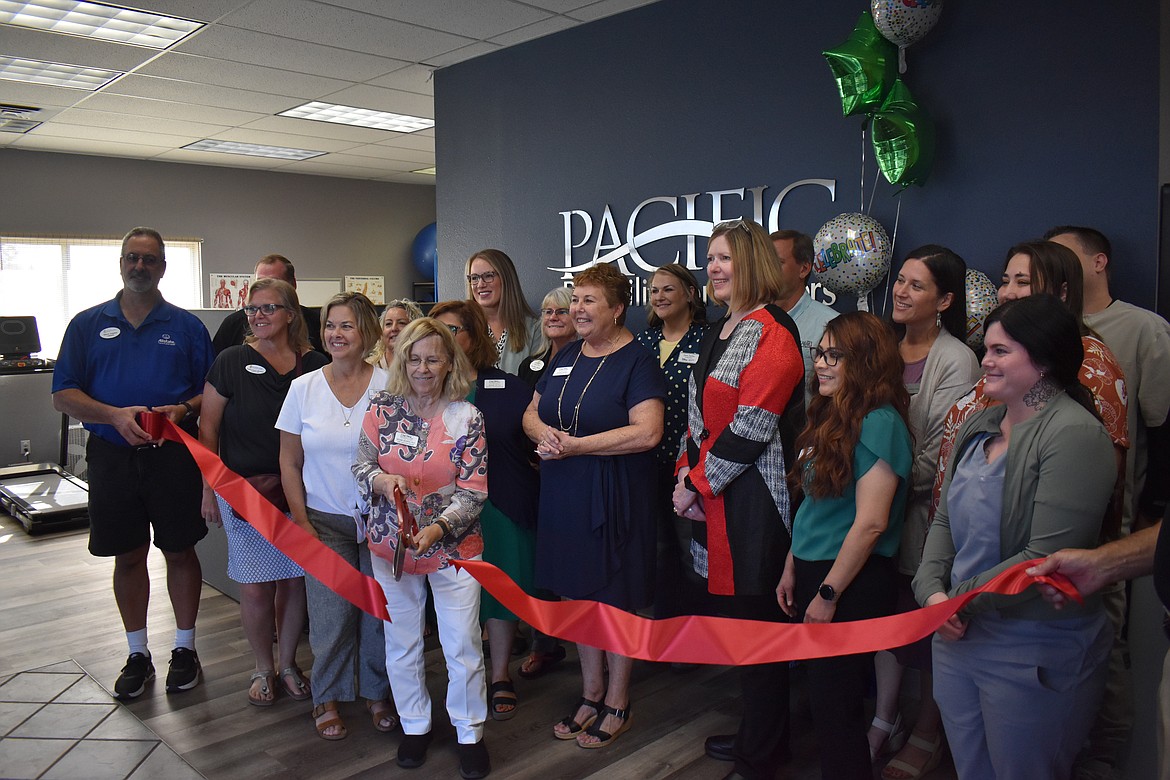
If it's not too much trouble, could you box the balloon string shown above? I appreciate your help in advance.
[899,45,907,75]
[866,162,881,216]
[879,195,903,319]
[860,120,867,213]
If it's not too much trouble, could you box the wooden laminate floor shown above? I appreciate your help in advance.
[0,513,956,779]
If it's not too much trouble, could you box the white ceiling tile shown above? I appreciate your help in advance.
[373,133,434,152]
[316,84,433,118]
[239,114,392,143]
[309,152,418,171]
[568,0,658,22]
[104,74,301,113]
[275,159,386,178]
[77,92,266,125]
[136,52,353,99]
[11,135,172,158]
[420,40,502,68]
[323,0,552,40]
[128,0,245,21]
[52,107,231,137]
[29,122,202,147]
[338,143,432,163]
[219,0,474,60]
[173,25,408,82]
[0,80,96,109]
[0,134,21,145]
[0,26,160,72]
[366,64,435,95]
[373,171,437,185]
[208,127,353,152]
[487,15,578,47]
[519,0,594,11]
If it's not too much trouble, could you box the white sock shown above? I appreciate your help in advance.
[127,629,149,658]
[174,627,196,652]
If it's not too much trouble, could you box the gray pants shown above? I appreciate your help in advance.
[934,613,1110,780]
[305,507,389,707]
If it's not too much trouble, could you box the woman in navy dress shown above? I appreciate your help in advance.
[523,263,666,749]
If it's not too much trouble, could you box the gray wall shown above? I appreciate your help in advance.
[434,0,1160,318]
[0,148,435,300]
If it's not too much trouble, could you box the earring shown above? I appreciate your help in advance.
[935,311,942,329]
[614,316,618,326]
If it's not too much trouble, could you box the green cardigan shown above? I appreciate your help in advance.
[913,392,1115,621]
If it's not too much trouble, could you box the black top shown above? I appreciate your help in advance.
[517,347,552,387]
[205,344,328,476]
[473,367,540,529]
[212,305,325,356]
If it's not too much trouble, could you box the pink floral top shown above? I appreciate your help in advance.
[932,335,1129,523]
[353,393,488,574]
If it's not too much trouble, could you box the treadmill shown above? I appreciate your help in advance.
[0,316,89,533]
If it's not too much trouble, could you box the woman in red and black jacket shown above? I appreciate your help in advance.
[673,218,804,780]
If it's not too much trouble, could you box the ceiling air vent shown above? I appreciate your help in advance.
[0,104,42,134]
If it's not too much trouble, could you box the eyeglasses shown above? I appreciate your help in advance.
[466,271,498,285]
[714,218,752,234]
[810,346,847,366]
[122,252,162,266]
[243,303,288,316]
[541,308,570,317]
[445,324,465,335]
[407,356,448,368]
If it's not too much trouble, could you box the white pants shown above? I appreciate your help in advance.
[370,555,487,744]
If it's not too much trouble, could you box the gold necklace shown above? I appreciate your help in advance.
[556,336,620,435]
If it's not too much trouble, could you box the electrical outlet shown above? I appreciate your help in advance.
[20,439,31,457]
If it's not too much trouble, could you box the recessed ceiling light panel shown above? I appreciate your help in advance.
[0,0,204,48]
[0,55,121,89]
[412,167,436,175]
[183,139,326,161]
[279,101,435,133]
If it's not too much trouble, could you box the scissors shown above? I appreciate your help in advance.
[391,485,418,581]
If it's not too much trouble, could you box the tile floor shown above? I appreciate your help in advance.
[0,660,203,780]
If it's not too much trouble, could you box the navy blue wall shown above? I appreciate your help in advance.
[434,0,1158,314]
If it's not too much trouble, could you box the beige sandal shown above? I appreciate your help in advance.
[247,670,276,707]
[312,701,347,741]
[366,699,398,732]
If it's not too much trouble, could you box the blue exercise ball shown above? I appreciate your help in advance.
[411,222,437,280]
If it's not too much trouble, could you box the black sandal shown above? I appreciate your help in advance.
[553,695,604,740]
[577,704,632,749]
[518,644,567,679]
[489,679,518,721]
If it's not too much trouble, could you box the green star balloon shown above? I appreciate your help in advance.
[872,79,935,187]
[823,12,898,117]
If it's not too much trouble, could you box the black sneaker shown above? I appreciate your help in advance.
[459,740,491,779]
[113,652,155,700]
[397,731,433,769]
[165,647,201,693]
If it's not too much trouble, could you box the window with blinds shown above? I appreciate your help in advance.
[0,235,202,359]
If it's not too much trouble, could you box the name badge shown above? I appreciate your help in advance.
[99,327,120,339]
[677,351,699,365]
[529,359,545,372]
[484,378,505,389]
[394,431,420,447]
[552,366,572,377]
[245,364,266,375]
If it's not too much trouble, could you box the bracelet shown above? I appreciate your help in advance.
[435,517,452,537]
[181,401,195,417]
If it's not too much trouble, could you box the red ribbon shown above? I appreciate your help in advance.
[452,558,1082,665]
[162,420,390,621]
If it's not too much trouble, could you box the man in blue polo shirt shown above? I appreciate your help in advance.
[53,227,214,700]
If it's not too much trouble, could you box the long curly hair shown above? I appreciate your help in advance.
[793,311,910,499]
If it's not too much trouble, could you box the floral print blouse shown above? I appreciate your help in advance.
[353,393,488,574]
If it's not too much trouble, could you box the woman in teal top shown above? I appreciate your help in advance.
[778,311,912,780]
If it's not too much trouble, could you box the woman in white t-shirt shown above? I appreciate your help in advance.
[277,292,393,741]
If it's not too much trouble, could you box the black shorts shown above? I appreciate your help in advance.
[86,435,208,557]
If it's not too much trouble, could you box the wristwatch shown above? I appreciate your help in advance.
[817,583,838,602]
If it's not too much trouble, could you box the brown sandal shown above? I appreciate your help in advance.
[366,699,398,732]
[312,701,347,740]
